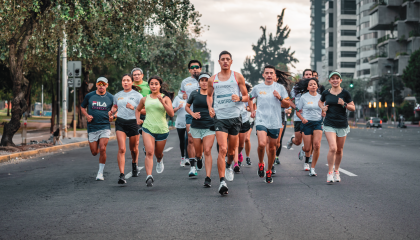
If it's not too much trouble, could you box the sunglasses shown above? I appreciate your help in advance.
[190,65,200,70]
[97,82,107,86]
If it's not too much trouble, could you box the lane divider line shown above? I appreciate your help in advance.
[125,167,144,180]
[325,164,357,176]
[163,147,173,152]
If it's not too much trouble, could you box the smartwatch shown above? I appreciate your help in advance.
[239,96,243,102]
[343,102,348,108]
[279,97,284,102]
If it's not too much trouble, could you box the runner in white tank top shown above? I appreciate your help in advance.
[206,51,251,195]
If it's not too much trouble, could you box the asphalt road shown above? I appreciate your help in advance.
[1,126,420,239]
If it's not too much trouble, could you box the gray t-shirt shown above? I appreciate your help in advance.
[177,76,199,112]
[113,89,143,120]
[250,82,289,129]
[213,71,242,120]
[172,96,187,129]
[291,85,302,122]
[296,92,322,121]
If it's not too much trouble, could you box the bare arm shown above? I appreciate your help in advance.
[296,110,307,124]
[235,72,249,102]
[207,75,215,118]
[135,97,146,125]
[163,97,175,117]
[281,99,290,108]
[80,107,94,122]
[346,101,356,112]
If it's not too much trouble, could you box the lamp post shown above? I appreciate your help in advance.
[385,64,396,124]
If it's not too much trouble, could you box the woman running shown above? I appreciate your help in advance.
[172,95,188,166]
[136,76,174,187]
[185,73,215,187]
[318,72,355,183]
[237,82,253,170]
[295,78,323,176]
[109,74,143,184]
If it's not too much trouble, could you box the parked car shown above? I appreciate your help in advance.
[366,117,382,128]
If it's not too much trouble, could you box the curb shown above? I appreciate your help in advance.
[0,136,117,164]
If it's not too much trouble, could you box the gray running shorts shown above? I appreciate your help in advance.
[88,129,111,142]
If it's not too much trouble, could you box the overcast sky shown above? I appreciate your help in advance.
[191,0,311,75]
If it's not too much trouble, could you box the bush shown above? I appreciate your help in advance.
[382,117,388,123]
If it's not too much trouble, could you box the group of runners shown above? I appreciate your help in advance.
[81,50,355,195]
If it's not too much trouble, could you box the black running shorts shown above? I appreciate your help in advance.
[116,118,139,137]
[294,121,302,133]
[214,117,242,135]
[240,121,251,133]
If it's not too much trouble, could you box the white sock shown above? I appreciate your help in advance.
[99,163,105,174]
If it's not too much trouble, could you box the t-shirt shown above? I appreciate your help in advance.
[297,92,322,121]
[172,96,187,129]
[81,91,114,133]
[113,89,143,120]
[250,82,289,129]
[177,76,199,111]
[320,89,352,128]
[134,81,151,98]
[241,102,250,123]
[291,85,302,122]
[187,89,214,129]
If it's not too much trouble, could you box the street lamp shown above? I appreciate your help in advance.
[385,64,396,124]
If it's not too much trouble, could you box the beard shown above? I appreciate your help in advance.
[193,72,201,80]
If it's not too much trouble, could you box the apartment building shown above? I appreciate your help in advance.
[310,0,326,80]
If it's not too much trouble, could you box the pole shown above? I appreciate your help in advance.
[57,40,61,134]
[41,85,44,116]
[73,63,76,137]
[391,65,396,124]
[62,34,68,138]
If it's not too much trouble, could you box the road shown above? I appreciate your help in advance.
[1,126,420,239]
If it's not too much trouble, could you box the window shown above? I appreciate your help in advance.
[329,1,334,8]
[356,59,360,65]
[359,44,376,52]
[328,52,334,66]
[341,41,358,47]
[329,13,334,28]
[341,0,356,15]
[341,19,356,25]
[341,73,355,78]
[341,30,357,36]
[360,10,369,17]
[360,0,376,5]
[361,32,378,40]
[360,22,370,29]
[357,69,370,76]
[329,33,334,47]
[341,51,357,57]
[341,62,356,68]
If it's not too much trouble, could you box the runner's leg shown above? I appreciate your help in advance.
[116,131,127,174]
[227,134,239,166]
[203,134,215,178]
[98,138,109,164]
[293,131,303,145]
[215,131,229,178]
[154,139,167,162]
[334,136,347,171]
[257,130,268,164]
[245,128,252,157]
[186,124,195,163]
[311,130,322,168]
[129,135,140,164]
[266,136,277,173]
[89,141,100,156]
[324,131,338,173]
[176,128,186,158]
[143,132,155,176]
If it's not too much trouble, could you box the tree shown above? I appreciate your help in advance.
[0,0,200,146]
[241,9,299,86]
[402,49,420,101]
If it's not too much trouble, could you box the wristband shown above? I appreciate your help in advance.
[279,97,284,102]
[239,96,243,102]
[343,102,347,108]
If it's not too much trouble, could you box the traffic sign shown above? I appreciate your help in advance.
[67,61,82,77]
[68,78,81,88]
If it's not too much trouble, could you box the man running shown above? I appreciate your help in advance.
[207,51,250,195]
[80,77,114,181]
[250,65,289,183]
[178,60,202,166]
[287,69,313,169]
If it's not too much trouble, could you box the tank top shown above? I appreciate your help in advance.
[142,94,169,134]
[213,71,242,120]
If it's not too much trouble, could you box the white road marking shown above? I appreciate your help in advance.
[163,147,173,152]
[125,167,144,180]
[283,145,293,150]
[325,164,357,176]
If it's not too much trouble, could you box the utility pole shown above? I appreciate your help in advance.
[41,85,43,116]
[73,62,76,137]
[62,34,68,138]
[391,67,396,124]
[57,40,61,133]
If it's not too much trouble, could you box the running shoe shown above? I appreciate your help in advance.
[218,181,228,195]
[308,155,313,163]
[96,172,104,181]
[275,156,280,165]
[271,165,276,174]
[196,158,203,171]
[304,163,310,171]
[246,157,252,165]
[327,172,334,183]
[265,170,273,183]
[286,135,294,149]
[233,163,241,173]
[189,166,197,177]
[258,163,265,178]
[238,152,243,165]
[146,175,154,187]
[185,159,190,166]
[298,147,305,160]
[118,173,126,184]
[180,157,185,167]
[334,171,341,182]
[156,160,164,174]
[225,167,234,181]
[132,163,139,177]
[204,177,211,187]
[309,168,317,177]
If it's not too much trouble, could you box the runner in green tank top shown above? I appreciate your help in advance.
[136,76,174,187]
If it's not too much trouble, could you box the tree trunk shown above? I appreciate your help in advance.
[6,100,10,117]
[77,67,90,129]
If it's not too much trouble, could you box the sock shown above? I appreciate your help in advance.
[220,177,225,182]
[246,155,249,158]
[226,162,231,168]
[120,173,124,177]
[305,157,310,163]
[99,163,105,174]
[196,157,201,162]
[190,158,196,166]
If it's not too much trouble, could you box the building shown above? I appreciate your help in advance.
[310,0,326,80]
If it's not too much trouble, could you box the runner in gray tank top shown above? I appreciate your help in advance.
[206,50,251,195]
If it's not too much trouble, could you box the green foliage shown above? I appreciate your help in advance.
[324,78,372,106]
[241,9,298,86]
[396,101,415,119]
[377,75,405,105]
[402,49,420,101]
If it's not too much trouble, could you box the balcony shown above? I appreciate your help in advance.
[369,6,400,30]
[403,2,420,22]
[397,55,410,75]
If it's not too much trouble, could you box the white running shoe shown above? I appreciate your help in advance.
[225,167,234,182]
[308,155,312,163]
[188,166,197,177]
[334,171,341,182]
[298,147,305,160]
[96,172,104,181]
[304,163,310,171]
[180,157,185,167]
[327,172,334,183]
[156,159,164,174]
[218,181,228,195]
[185,159,190,166]
[286,135,294,149]
[309,168,317,176]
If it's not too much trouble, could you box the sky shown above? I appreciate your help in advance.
[190,0,311,76]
